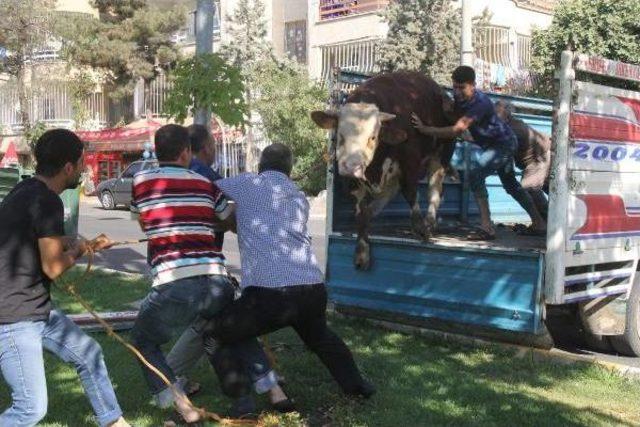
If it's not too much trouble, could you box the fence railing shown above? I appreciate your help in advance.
[0,81,108,130]
[133,74,173,118]
[319,0,389,21]
[474,25,511,68]
[474,25,533,71]
[320,38,380,83]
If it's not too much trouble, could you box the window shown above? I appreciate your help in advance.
[42,98,55,121]
[121,162,143,179]
[285,21,307,64]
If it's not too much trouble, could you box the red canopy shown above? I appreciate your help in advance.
[77,120,163,152]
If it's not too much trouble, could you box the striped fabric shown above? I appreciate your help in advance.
[132,165,227,287]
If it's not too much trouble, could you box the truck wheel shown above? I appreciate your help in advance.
[100,191,115,210]
[609,276,640,357]
[577,310,614,353]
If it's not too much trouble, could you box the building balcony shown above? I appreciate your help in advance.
[319,0,389,21]
[512,0,558,13]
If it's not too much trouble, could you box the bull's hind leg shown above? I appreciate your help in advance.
[425,160,447,235]
[352,185,373,270]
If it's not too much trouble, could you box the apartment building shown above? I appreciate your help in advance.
[1,0,559,137]
[307,0,557,87]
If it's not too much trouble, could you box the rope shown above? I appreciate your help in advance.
[55,237,257,426]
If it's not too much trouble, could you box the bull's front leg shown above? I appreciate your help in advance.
[425,160,447,235]
[352,185,373,270]
[402,183,430,241]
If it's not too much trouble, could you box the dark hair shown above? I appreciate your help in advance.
[258,143,293,176]
[452,66,476,84]
[187,124,211,153]
[154,124,190,162]
[35,129,84,177]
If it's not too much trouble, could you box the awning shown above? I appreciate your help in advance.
[77,120,163,152]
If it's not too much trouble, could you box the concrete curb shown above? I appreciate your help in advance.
[332,312,640,380]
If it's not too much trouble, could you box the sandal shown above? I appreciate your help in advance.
[466,229,496,241]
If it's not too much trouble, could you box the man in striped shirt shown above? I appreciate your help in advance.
[130,125,277,422]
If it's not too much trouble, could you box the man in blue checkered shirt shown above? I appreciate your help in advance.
[203,143,375,399]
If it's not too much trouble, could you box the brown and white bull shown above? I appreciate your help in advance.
[311,71,455,270]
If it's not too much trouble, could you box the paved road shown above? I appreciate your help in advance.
[78,197,327,277]
[78,198,640,369]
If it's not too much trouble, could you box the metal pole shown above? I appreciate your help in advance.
[195,0,214,126]
[544,50,575,305]
[460,0,474,66]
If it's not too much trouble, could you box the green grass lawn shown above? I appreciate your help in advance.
[0,268,639,426]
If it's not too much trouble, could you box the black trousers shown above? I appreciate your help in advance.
[202,283,365,394]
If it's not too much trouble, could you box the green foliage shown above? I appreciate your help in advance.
[69,71,97,129]
[24,121,47,152]
[377,0,460,84]
[531,0,640,96]
[0,0,55,76]
[219,0,273,72]
[163,53,247,127]
[58,0,185,98]
[0,0,56,136]
[252,59,329,195]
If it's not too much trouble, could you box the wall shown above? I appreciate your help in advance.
[307,0,388,80]
[55,0,98,17]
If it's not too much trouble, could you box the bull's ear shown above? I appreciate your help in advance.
[378,112,396,122]
[311,110,339,129]
[380,126,408,145]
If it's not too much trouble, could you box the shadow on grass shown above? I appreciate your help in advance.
[1,315,638,426]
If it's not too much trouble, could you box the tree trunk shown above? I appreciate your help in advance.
[245,87,255,172]
[15,57,32,150]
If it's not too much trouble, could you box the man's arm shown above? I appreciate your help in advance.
[38,237,87,280]
[411,113,474,140]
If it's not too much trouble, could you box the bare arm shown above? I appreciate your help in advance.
[38,237,87,280]
[411,113,474,140]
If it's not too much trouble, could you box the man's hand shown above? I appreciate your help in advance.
[89,234,115,252]
[411,113,437,136]
[70,237,90,258]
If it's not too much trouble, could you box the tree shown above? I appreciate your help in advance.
[377,0,460,84]
[219,0,272,171]
[58,0,185,99]
[163,53,246,127]
[252,59,329,195]
[531,0,640,95]
[0,0,56,143]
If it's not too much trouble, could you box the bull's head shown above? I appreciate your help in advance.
[311,103,406,180]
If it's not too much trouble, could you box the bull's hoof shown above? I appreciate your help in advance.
[354,241,371,270]
[412,224,432,241]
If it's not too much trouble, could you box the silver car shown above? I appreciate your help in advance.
[96,160,157,210]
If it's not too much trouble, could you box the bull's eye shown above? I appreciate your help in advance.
[367,136,376,149]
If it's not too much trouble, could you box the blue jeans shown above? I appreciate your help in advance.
[0,310,123,427]
[469,137,540,220]
[131,274,276,395]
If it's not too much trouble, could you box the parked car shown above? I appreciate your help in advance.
[96,160,157,210]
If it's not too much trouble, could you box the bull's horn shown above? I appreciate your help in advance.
[378,112,396,122]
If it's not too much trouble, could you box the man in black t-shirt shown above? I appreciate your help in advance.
[0,129,130,427]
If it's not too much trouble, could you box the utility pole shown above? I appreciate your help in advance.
[460,0,474,66]
[194,0,215,126]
